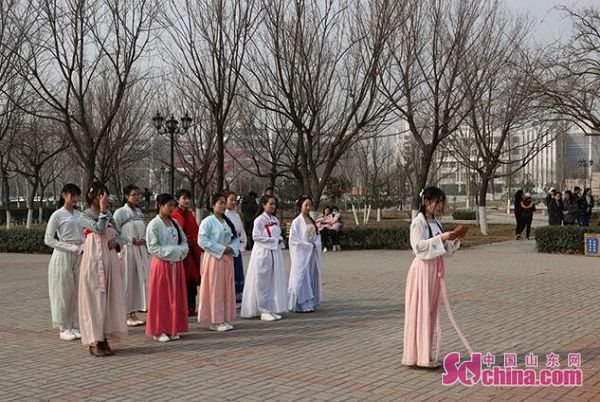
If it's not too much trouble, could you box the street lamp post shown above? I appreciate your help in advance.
[152,111,192,194]
[578,159,594,189]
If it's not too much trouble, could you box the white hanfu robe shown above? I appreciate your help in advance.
[241,212,288,317]
[114,204,150,313]
[44,207,85,330]
[288,215,322,312]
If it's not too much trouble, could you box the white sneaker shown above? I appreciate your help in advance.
[272,313,283,320]
[153,333,170,342]
[59,329,77,341]
[209,324,229,332]
[224,322,234,330]
[169,335,180,341]
[323,247,328,253]
[71,329,81,339]
[260,313,277,322]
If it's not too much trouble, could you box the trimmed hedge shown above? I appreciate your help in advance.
[339,227,410,250]
[452,209,476,220]
[0,228,52,254]
[535,225,599,254]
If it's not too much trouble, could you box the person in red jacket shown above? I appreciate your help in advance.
[171,189,202,316]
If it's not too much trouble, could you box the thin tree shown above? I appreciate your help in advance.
[17,0,157,190]
[245,0,397,209]
[381,0,505,216]
[161,0,258,192]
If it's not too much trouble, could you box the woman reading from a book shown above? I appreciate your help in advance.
[402,186,472,369]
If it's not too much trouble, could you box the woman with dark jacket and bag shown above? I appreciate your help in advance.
[516,193,535,240]
[514,190,523,239]
[562,191,578,225]
[548,191,563,226]
[580,188,594,227]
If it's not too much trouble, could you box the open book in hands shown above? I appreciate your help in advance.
[451,225,469,240]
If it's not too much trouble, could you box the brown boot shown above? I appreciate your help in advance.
[89,343,106,357]
[100,339,113,356]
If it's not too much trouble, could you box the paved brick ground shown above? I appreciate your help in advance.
[0,240,599,401]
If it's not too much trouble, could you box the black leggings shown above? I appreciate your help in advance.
[320,228,339,249]
[516,215,533,238]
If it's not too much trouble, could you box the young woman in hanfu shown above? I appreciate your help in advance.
[171,189,202,317]
[78,183,128,357]
[288,196,322,313]
[224,190,247,304]
[113,185,150,327]
[44,183,85,341]
[198,193,240,332]
[241,195,288,321]
[145,194,189,342]
[402,186,473,369]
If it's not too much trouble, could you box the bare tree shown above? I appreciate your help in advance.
[11,117,70,228]
[539,6,600,136]
[381,0,507,216]
[244,0,397,209]
[161,0,258,192]
[230,99,293,190]
[0,0,34,227]
[95,79,155,196]
[445,11,555,234]
[17,0,157,190]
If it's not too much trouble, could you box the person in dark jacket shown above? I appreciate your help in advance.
[562,190,578,225]
[241,191,258,250]
[516,193,536,240]
[548,191,563,226]
[573,186,584,225]
[514,190,524,239]
[581,188,594,227]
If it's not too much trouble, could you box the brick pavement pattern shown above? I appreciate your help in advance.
[0,240,599,401]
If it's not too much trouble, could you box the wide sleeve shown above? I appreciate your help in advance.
[44,212,80,254]
[239,218,248,252]
[409,218,447,260]
[252,216,280,250]
[80,210,111,234]
[112,208,133,246]
[198,218,226,260]
[444,239,460,256]
[229,235,240,258]
[146,219,187,262]
[289,218,314,251]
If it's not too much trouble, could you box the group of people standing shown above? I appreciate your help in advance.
[545,187,594,227]
[44,183,323,357]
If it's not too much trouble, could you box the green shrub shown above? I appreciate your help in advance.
[340,227,410,250]
[535,225,600,254]
[452,209,476,220]
[0,228,52,254]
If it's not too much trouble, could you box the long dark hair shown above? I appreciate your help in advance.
[296,196,318,231]
[122,184,140,206]
[156,193,182,245]
[86,182,109,207]
[58,183,81,208]
[514,190,524,204]
[211,192,238,239]
[258,195,276,218]
[418,186,446,217]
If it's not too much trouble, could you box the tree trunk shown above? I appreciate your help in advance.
[478,177,490,235]
[216,125,225,192]
[412,147,434,219]
[26,179,38,230]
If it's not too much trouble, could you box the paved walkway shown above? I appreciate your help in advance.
[1,241,599,401]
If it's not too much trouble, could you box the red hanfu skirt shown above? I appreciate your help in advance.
[145,257,189,337]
